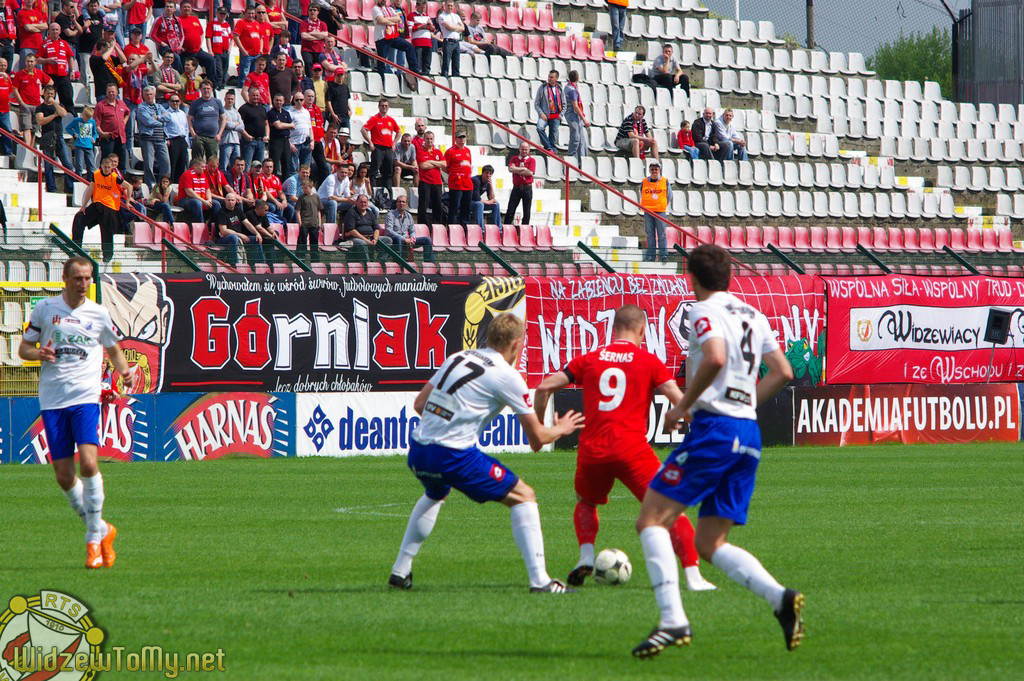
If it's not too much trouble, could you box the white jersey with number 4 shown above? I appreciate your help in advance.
[686,291,778,420]
[414,347,533,450]
[23,296,121,411]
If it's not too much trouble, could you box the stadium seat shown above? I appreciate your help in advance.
[465,225,483,251]
[966,227,983,252]
[449,225,470,250]
[431,225,450,251]
[172,222,192,245]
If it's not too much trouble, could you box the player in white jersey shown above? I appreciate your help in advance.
[631,244,804,657]
[389,313,585,593]
[19,256,139,569]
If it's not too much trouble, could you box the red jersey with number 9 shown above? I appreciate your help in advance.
[564,339,674,462]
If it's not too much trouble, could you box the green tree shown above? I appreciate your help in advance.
[866,27,953,99]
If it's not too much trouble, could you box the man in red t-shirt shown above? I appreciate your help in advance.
[243,56,270,110]
[255,6,274,56]
[178,2,216,86]
[361,98,400,189]
[151,0,184,69]
[443,130,473,227]
[415,129,444,225]
[533,305,715,591]
[504,141,536,225]
[177,156,220,223]
[205,6,232,89]
[38,23,76,112]
[123,0,151,32]
[16,0,47,59]
[0,56,13,154]
[234,5,264,86]
[11,53,50,144]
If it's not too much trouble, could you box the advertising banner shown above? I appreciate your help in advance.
[825,275,1024,384]
[523,274,825,387]
[101,273,525,393]
[295,392,543,457]
[0,401,9,464]
[793,383,1020,446]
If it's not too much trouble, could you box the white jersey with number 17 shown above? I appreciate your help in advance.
[686,291,778,420]
[413,347,533,450]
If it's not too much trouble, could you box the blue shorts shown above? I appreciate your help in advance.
[41,404,102,462]
[648,411,762,525]
[407,438,520,504]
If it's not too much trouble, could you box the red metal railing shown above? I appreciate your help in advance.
[0,126,239,273]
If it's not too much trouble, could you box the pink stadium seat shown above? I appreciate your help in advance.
[431,224,450,250]
[484,224,503,249]
[557,36,574,59]
[465,224,483,250]
[310,263,328,275]
[366,263,385,276]
[192,0,210,10]
[458,3,472,20]
[744,226,764,250]
[792,227,810,251]
[949,229,967,251]
[681,227,699,250]
[518,225,537,249]
[693,225,713,248]
[350,25,370,49]
[727,226,747,251]
[573,36,591,60]
[328,263,346,275]
[457,263,475,276]
[448,224,469,249]
[420,263,439,275]
[501,225,521,250]
[887,227,904,251]
[851,265,868,275]
[521,6,538,30]
[918,228,935,251]
[426,1,440,14]
[966,227,983,252]
[508,33,526,55]
[824,226,842,252]
[856,227,873,249]
[776,226,795,250]
[285,223,300,246]
[538,4,561,32]
[1008,265,1023,276]
[337,24,352,44]
[542,35,560,58]
[761,225,777,247]
[808,226,826,252]
[133,222,155,249]
[479,5,499,28]
[322,223,338,249]
[871,227,890,251]
[231,0,247,13]
[841,226,858,251]
[526,34,543,56]
[996,226,1015,252]
[982,227,999,253]
[414,224,430,239]
[665,227,680,251]
[254,263,271,275]
[172,222,192,245]
[474,263,493,276]
[345,0,360,19]
[818,264,836,276]
[535,225,554,250]
[504,5,521,30]
[932,227,950,251]
[359,0,376,21]
[589,36,613,61]
[913,265,930,275]
[834,264,852,275]
[543,263,562,276]
[751,263,771,276]
[438,262,457,276]
[902,228,920,251]
[712,225,729,247]
[578,263,598,276]
[273,263,292,274]
[384,262,403,275]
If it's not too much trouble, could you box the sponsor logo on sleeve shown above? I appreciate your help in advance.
[694,317,711,337]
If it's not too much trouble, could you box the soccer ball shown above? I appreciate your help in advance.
[593,548,632,585]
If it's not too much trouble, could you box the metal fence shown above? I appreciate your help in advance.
[955,0,1024,104]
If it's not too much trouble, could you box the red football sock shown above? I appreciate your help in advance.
[573,500,599,546]
[670,514,699,568]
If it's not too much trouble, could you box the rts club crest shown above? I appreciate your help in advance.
[0,591,104,681]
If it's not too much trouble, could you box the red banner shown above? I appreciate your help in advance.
[825,275,1024,384]
[793,383,1021,446]
[523,274,826,388]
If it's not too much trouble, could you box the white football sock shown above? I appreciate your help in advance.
[576,543,595,568]
[509,502,551,588]
[711,543,786,611]
[63,478,86,524]
[391,495,444,577]
[639,526,689,628]
[81,473,106,544]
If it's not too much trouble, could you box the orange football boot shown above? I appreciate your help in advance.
[86,542,103,569]
[100,523,117,568]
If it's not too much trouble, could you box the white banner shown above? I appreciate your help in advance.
[296,392,545,457]
[848,305,1024,352]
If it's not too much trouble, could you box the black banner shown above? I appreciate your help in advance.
[101,273,526,392]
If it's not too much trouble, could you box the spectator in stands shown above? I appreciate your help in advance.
[293,60,313,95]
[164,92,190,180]
[188,79,225,162]
[363,98,400,191]
[244,56,271,108]
[243,199,279,264]
[270,30,302,68]
[67,105,100,176]
[227,157,257,208]
[121,50,151,167]
[206,6,232,89]
[180,57,203,104]
[178,155,221,223]
[300,5,328,76]
[465,12,513,57]
[676,120,699,160]
[0,58,14,155]
[151,49,183,101]
[95,82,130,170]
[350,162,377,217]
[407,0,434,76]
[325,65,349,128]
[504,141,535,225]
[39,23,76,114]
[393,132,418,187]
[0,0,17,69]
[74,153,131,263]
[607,0,627,52]
[144,174,175,225]
[214,192,264,267]
[263,0,289,39]
[205,153,231,213]
[373,0,418,82]
[564,69,589,166]
[691,107,723,161]
[649,43,689,95]
[255,6,275,59]
[283,162,310,209]
[416,129,444,224]
[238,87,269,169]
[77,1,105,90]
[296,178,323,262]
[471,164,501,230]
[319,34,346,79]
[437,0,463,77]
[255,157,297,221]
[123,26,150,65]
[267,92,294,179]
[334,126,356,172]
[12,53,50,146]
[123,0,151,38]
[318,162,354,223]
[36,85,73,192]
[304,88,329,183]
[17,0,48,62]
[286,90,313,173]
[179,2,216,83]
[639,161,670,262]
[713,108,747,161]
[314,0,348,35]
[220,90,244,172]
[151,0,184,71]
[310,64,327,110]
[97,0,123,48]
[268,52,298,103]
[384,194,433,261]
[411,117,426,150]
[135,85,171,188]
[445,129,473,227]
[534,70,563,153]
[322,122,342,170]
[614,105,659,161]
[234,6,263,87]
[341,194,393,262]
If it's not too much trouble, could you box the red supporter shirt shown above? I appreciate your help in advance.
[151,14,184,52]
[180,16,204,53]
[259,21,274,54]
[206,167,228,194]
[177,168,209,203]
[565,340,675,461]
[206,19,232,55]
[127,0,151,25]
[364,113,399,147]
[16,6,45,51]
[235,18,263,55]
[508,154,535,186]
[416,146,443,185]
[259,172,282,197]
[677,129,694,148]
[124,42,150,63]
[444,146,473,191]
[244,71,270,108]
[0,73,11,114]
[309,103,324,142]
[39,38,75,78]
[12,67,49,107]
[0,8,18,42]
[300,18,326,53]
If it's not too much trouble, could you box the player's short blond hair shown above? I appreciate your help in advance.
[613,304,646,332]
[486,313,524,352]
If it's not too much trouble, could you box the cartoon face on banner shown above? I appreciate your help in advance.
[101,273,173,393]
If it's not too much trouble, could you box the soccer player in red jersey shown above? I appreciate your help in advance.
[534,304,715,590]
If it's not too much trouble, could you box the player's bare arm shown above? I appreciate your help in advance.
[106,343,143,393]
[412,382,432,415]
[756,347,794,405]
[533,371,570,421]
[517,410,584,453]
[665,336,726,426]
[19,338,55,362]
[655,379,683,433]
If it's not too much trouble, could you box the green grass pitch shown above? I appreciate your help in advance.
[4,443,1023,680]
